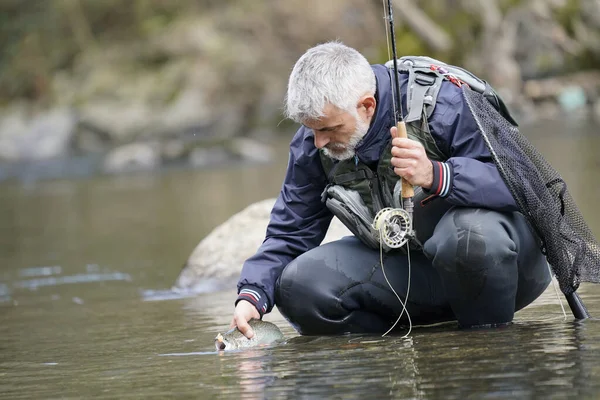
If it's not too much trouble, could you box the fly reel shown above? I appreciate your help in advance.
[372,207,413,249]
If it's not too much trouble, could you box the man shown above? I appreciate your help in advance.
[230,41,551,337]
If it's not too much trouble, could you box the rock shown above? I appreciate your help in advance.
[582,0,600,30]
[79,102,155,144]
[173,198,353,293]
[229,138,274,163]
[150,18,224,58]
[0,107,76,162]
[188,146,231,168]
[161,140,187,161]
[73,124,110,154]
[103,142,161,173]
[5,0,600,171]
[0,109,27,162]
[155,86,212,137]
[69,61,238,146]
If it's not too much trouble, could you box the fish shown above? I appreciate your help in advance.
[215,319,284,351]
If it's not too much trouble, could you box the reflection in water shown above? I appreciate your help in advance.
[1,125,600,398]
[233,350,272,399]
[202,316,600,399]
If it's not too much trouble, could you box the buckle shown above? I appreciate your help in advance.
[414,72,437,86]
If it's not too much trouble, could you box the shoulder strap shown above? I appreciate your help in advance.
[386,56,445,123]
[385,56,519,126]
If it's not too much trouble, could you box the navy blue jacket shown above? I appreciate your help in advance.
[236,64,518,315]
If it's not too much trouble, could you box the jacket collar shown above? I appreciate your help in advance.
[354,64,396,165]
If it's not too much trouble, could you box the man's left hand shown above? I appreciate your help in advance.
[390,130,434,189]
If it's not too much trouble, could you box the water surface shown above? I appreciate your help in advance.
[1,121,600,399]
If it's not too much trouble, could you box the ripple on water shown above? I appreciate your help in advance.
[2,132,600,399]
[186,311,600,399]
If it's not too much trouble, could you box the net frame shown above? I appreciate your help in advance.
[462,88,600,296]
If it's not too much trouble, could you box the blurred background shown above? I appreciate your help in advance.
[1,0,599,301]
[0,0,599,178]
[2,1,600,398]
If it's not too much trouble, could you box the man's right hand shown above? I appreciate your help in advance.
[230,299,261,339]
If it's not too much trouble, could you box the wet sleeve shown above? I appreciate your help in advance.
[425,87,518,211]
[237,129,333,314]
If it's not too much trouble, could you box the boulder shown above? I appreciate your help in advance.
[78,101,155,144]
[229,138,274,164]
[188,146,231,168]
[103,142,161,173]
[0,107,76,162]
[173,198,353,293]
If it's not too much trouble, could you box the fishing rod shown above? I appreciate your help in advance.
[385,0,414,211]
[374,0,417,338]
[373,0,415,251]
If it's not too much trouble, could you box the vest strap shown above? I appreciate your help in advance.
[333,170,368,185]
[406,70,438,123]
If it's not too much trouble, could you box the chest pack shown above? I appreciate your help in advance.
[320,56,516,251]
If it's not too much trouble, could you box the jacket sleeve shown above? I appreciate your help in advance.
[424,83,518,212]
[236,127,333,315]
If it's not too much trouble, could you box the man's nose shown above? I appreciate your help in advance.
[314,131,330,149]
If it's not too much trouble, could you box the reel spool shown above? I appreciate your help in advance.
[372,207,412,249]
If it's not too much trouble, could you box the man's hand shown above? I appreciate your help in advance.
[230,300,261,339]
[390,126,434,189]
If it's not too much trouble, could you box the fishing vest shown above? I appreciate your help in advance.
[320,56,517,251]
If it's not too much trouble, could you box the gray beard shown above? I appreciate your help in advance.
[322,118,370,161]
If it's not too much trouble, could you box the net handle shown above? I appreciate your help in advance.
[566,292,591,319]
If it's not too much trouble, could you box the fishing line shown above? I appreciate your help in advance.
[548,261,568,319]
[379,236,413,337]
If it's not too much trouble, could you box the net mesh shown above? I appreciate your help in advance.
[462,88,600,295]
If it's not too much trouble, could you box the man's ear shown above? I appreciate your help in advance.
[359,95,377,120]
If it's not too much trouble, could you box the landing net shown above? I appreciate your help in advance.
[463,88,600,295]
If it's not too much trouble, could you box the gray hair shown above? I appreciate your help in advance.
[284,42,376,123]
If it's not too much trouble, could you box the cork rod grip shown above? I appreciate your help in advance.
[393,121,415,198]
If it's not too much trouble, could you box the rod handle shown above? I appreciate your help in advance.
[392,121,415,198]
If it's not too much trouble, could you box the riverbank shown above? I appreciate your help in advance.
[1,0,599,180]
[2,83,599,184]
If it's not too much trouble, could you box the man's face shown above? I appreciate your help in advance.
[303,98,375,161]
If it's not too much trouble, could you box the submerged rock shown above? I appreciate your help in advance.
[173,198,352,293]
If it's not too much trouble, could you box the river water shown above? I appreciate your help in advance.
[1,119,600,399]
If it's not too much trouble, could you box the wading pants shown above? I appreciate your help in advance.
[275,207,551,335]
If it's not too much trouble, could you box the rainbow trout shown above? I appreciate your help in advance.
[215,319,284,351]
